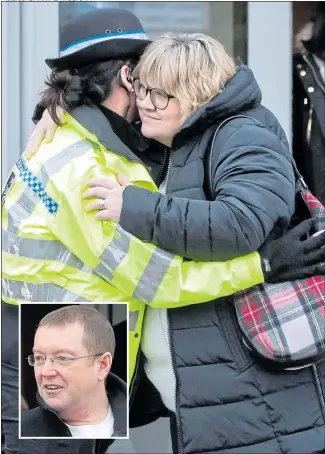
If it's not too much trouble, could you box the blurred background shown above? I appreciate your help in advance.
[4,1,315,183]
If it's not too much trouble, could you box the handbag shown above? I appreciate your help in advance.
[205,115,325,369]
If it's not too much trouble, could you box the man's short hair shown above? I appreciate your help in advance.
[38,305,115,359]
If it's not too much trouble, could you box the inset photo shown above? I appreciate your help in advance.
[19,302,128,440]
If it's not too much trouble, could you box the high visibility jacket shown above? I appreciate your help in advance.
[2,106,264,384]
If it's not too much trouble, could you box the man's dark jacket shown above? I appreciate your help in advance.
[21,373,127,454]
[120,66,325,453]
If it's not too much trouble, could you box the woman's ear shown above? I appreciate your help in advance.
[119,65,134,92]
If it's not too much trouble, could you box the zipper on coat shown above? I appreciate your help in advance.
[164,153,172,195]
[166,309,182,454]
[312,364,325,423]
[156,147,170,188]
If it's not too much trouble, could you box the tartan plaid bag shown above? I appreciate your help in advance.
[234,187,325,369]
[205,115,325,370]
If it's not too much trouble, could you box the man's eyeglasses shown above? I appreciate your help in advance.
[133,79,175,110]
[27,353,105,367]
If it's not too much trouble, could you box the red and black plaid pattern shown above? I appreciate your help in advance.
[301,190,325,232]
[235,189,325,366]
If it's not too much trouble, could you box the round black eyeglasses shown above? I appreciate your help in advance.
[133,78,175,110]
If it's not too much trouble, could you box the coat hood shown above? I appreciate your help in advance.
[174,65,262,145]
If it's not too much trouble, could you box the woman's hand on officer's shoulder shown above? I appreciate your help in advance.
[24,108,61,159]
[83,174,131,222]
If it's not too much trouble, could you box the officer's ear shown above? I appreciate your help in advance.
[117,65,134,92]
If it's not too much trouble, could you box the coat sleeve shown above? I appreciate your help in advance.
[1,122,265,308]
[119,123,295,261]
[48,163,264,308]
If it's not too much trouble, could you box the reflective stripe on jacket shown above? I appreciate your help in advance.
[2,106,264,383]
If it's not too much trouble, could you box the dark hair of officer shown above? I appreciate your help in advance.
[41,59,136,125]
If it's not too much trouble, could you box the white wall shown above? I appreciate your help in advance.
[2,2,59,184]
[2,2,293,186]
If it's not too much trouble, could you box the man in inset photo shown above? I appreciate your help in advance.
[20,305,127,439]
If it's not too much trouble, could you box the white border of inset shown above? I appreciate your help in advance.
[19,301,130,441]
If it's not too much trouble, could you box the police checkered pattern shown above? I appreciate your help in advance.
[235,189,325,368]
[16,157,59,214]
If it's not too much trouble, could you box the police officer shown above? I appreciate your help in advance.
[2,9,150,454]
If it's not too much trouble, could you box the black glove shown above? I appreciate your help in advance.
[259,218,325,283]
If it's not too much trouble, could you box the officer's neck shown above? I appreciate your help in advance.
[102,87,131,122]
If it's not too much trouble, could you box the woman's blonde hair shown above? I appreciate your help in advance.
[137,32,236,121]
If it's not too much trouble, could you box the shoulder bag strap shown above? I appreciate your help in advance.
[204,115,309,201]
